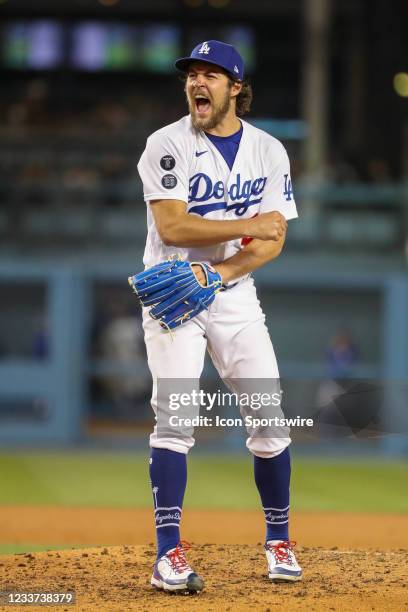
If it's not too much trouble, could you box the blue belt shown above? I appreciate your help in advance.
[222,273,251,291]
[222,280,239,290]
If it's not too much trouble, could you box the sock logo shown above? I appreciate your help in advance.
[265,511,289,523]
[152,486,159,508]
[263,505,289,525]
[155,506,182,528]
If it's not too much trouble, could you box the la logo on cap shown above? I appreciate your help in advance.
[198,42,210,55]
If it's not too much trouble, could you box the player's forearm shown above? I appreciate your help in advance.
[214,235,286,283]
[158,214,251,247]
[154,207,287,247]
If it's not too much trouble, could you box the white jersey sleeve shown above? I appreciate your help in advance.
[260,147,298,221]
[137,131,189,203]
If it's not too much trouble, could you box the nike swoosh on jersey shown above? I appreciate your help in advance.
[195,151,208,157]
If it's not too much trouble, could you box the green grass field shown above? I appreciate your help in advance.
[0,452,407,513]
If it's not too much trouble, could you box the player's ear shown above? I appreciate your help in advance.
[230,80,243,99]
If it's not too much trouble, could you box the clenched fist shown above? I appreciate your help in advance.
[248,211,287,241]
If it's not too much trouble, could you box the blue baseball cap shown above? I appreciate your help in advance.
[175,40,244,81]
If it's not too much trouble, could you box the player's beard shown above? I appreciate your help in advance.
[188,88,231,131]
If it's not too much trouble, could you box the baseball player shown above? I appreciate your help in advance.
[136,40,302,593]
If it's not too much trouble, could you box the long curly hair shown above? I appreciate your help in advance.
[230,78,253,116]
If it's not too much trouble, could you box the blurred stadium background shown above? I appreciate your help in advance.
[0,0,407,554]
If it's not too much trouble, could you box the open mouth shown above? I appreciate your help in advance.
[195,94,211,115]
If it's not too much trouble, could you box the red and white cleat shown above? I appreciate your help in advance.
[265,540,302,582]
[151,541,204,594]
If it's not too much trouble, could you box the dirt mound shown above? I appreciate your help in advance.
[0,544,407,611]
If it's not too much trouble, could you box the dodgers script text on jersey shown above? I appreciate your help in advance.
[138,115,298,267]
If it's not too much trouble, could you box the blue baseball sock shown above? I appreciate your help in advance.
[149,448,187,559]
[254,447,291,543]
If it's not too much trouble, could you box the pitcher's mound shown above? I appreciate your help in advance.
[1,544,407,611]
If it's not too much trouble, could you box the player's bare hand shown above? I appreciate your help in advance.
[192,264,207,285]
[248,211,287,241]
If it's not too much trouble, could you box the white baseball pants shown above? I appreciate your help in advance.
[142,277,291,458]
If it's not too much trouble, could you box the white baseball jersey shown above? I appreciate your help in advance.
[138,115,296,458]
[137,115,298,268]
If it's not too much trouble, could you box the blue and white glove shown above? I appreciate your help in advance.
[128,259,223,330]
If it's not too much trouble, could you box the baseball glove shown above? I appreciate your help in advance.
[128,258,223,331]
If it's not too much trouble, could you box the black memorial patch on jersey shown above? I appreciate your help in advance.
[161,174,177,189]
[160,155,176,170]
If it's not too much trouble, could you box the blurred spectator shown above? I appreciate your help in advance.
[32,319,49,360]
[325,152,361,184]
[96,299,149,421]
[6,102,29,127]
[326,328,359,379]
[100,154,128,207]
[366,158,392,184]
[92,101,131,131]
[62,165,100,206]
[316,328,359,410]
[5,80,50,128]
[314,331,383,439]
[20,161,53,206]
